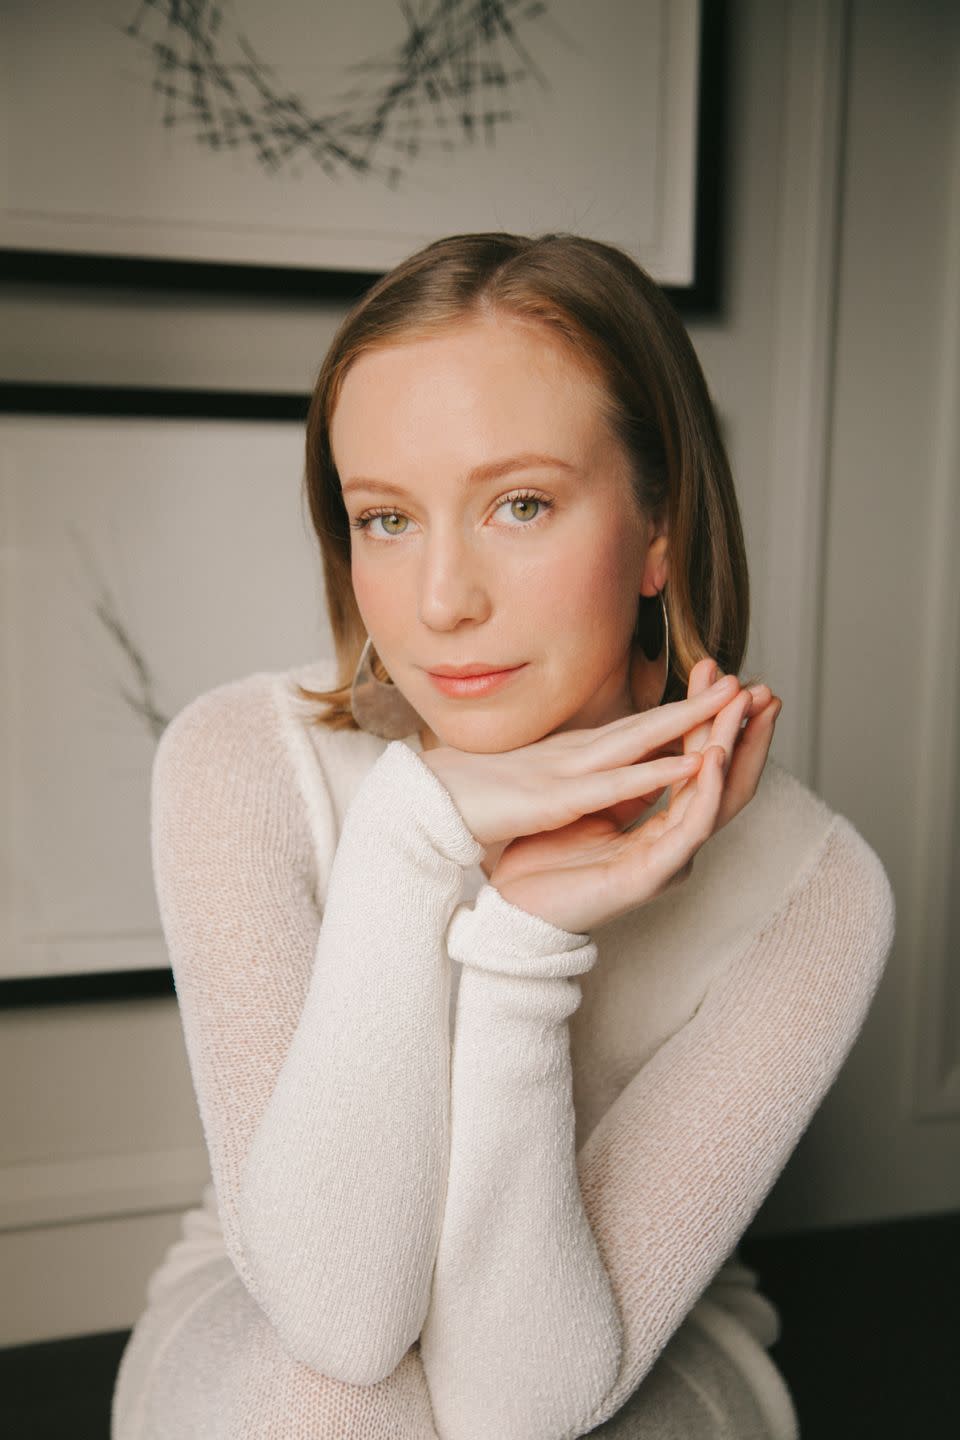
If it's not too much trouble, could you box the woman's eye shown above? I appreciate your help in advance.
[350,491,553,539]
[497,493,548,524]
[349,510,408,537]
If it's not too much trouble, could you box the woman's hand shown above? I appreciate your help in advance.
[483,659,782,935]
[670,658,782,828]
[604,658,782,837]
[421,671,750,851]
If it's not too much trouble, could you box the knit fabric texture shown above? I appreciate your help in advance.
[111,660,896,1440]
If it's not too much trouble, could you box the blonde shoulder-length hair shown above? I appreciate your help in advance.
[296,230,754,731]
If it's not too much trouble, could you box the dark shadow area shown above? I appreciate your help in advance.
[0,1328,128,1439]
[1,1209,956,1438]
[740,1208,959,1437]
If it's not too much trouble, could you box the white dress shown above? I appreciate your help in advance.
[111,660,895,1439]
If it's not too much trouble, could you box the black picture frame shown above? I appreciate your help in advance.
[0,391,312,1008]
[0,1,728,319]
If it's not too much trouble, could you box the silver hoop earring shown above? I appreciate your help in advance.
[633,586,671,706]
[350,635,424,740]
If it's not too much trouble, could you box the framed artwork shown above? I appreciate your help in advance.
[0,398,328,1007]
[0,0,726,311]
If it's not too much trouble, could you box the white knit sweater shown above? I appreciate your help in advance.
[123,656,895,1440]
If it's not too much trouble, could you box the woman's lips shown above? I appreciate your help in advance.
[426,664,527,697]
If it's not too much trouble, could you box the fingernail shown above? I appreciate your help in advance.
[712,674,738,693]
[706,661,718,684]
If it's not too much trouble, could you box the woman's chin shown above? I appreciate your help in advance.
[420,712,557,755]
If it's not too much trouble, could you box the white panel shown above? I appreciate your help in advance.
[0,414,328,982]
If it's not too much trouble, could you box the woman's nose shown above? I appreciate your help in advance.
[417,534,491,629]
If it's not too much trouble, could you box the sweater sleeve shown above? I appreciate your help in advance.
[419,812,894,1440]
[149,675,483,1387]
[569,813,896,1434]
[418,885,623,1440]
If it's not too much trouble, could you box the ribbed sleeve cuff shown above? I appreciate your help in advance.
[446,882,597,979]
[361,740,486,868]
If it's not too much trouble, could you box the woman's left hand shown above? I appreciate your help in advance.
[486,658,782,935]
[614,657,782,837]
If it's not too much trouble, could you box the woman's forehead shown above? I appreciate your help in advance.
[332,326,612,463]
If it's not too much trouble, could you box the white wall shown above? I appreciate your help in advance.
[2,0,958,1343]
[755,0,960,1232]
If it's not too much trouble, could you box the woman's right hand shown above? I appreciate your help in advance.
[419,670,749,849]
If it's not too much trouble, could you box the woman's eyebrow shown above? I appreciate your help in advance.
[341,453,577,498]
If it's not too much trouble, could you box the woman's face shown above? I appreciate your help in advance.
[331,313,668,754]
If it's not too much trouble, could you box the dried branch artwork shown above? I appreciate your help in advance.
[120,0,569,183]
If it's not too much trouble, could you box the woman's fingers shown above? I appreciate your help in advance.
[667,666,756,810]
[715,694,781,828]
[689,666,771,773]
[622,744,727,896]
[602,670,768,766]
[705,687,754,770]
[556,658,774,842]
[587,672,742,767]
[684,658,722,753]
[576,752,704,815]
[668,658,721,803]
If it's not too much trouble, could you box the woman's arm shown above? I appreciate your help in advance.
[419,811,894,1440]
[418,885,622,1440]
[572,813,894,1432]
[150,673,483,1387]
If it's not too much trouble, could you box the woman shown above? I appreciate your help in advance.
[112,232,895,1439]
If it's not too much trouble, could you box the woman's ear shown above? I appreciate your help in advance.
[640,526,669,598]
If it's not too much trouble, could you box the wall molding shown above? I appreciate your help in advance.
[0,1147,210,1231]
[761,0,850,786]
[908,67,960,1122]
